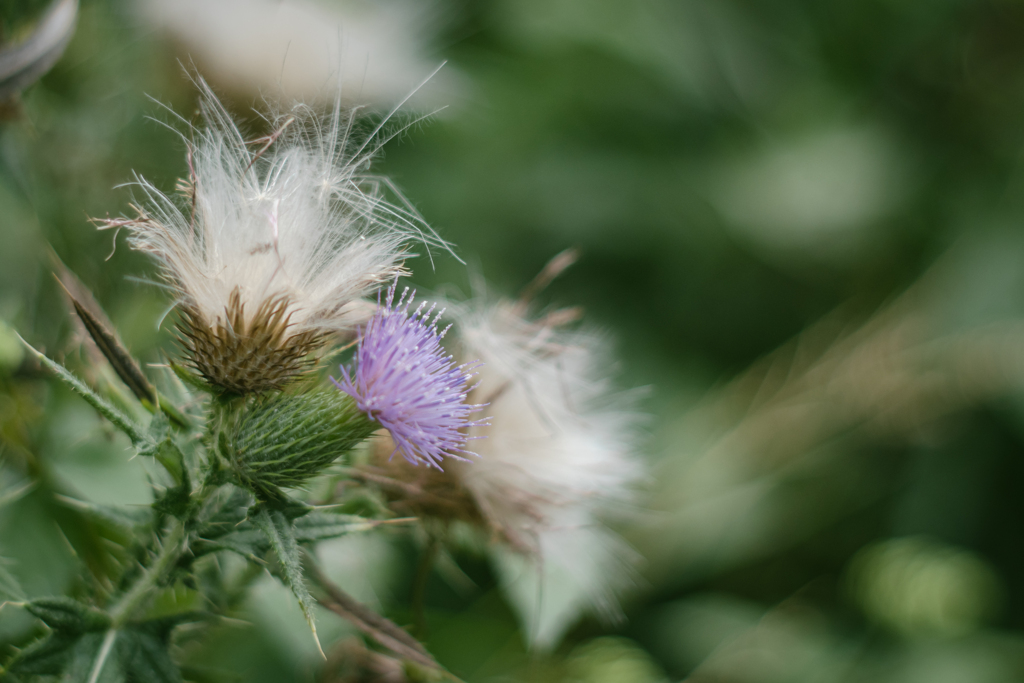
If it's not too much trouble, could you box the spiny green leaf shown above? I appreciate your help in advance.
[8,617,193,681]
[156,440,190,493]
[187,487,254,557]
[198,487,252,533]
[116,625,183,683]
[150,447,192,520]
[153,485,192,522]
[293,512,389,543]
[18,335,146,445]
[25,597,111,633]
[193,511,386,561]
[191,528,265,561]
[138,411,170,454]
[252,508,323,656]
[146,418,193,519]
[3,631,79,676]
[71,631,122,683]
[139,413,191,487]
[7,630,123,683]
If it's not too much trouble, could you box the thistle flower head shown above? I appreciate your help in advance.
[334,284,488,469]
[101,78,450,393]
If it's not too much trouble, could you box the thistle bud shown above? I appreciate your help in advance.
[230,391,377,490]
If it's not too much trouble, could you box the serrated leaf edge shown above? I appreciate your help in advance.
[251,508,325,658]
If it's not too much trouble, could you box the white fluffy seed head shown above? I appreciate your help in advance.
[449,298,645,646]
[102,78,450,392]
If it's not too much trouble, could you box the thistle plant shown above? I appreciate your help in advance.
[1,81,643,681]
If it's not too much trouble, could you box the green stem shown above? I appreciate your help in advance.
[206,397,245,479]
[108,519,186,627]
[106,473,232,627]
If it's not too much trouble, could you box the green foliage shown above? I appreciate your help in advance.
[6,600,120,682]
[251,507,322,654]
[5,631,85,678]
[231,391,376,491]
[24,597,111,633]
[19,338,146,445]
[5,619,188,683]
[136,414,193,520]
[114,621,185,683]
[0,367,380,682]
[291,512,386,543]
[194,509,391,563]
[151,481,190,521]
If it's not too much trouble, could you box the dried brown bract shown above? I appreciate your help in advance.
[178,289,322,394]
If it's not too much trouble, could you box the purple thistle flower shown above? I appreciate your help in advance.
[333,284,488,469]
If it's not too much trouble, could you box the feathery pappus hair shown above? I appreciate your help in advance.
[450,293,645,645]
[98,77,450,394]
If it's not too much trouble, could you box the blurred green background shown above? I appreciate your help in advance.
[6,0,1024,680]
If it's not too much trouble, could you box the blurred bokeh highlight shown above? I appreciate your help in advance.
[5,0,1024,680]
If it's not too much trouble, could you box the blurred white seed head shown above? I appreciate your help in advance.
[101,78,448,393]
[137,0,460,109]
[449,291,645,646]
